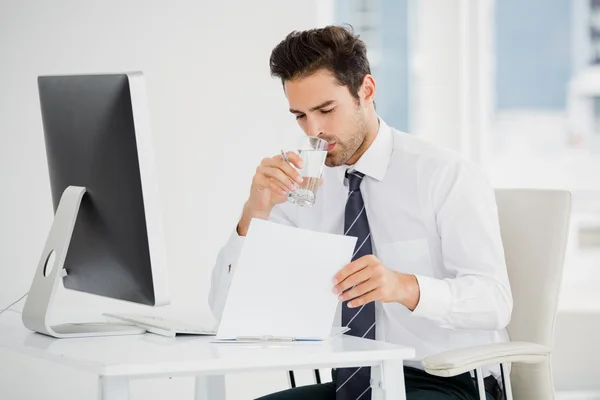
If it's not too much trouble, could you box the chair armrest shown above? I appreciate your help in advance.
[422,341,550,377]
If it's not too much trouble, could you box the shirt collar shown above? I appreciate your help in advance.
[336,117,394,184]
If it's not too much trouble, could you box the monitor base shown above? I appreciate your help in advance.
[21,186,146,339]
[50,322,145,338]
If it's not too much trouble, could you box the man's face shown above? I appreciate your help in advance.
[285,69,369,167]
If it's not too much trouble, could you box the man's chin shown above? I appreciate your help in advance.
[325,154,345,168]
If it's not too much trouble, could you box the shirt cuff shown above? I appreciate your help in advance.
[411,274,452,324]
[225,228,246,274]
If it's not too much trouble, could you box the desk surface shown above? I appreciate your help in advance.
[0,314,415,379]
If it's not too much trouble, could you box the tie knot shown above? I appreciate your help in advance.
[346,170,365,192]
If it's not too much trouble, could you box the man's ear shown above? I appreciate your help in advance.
[360,74,376,103]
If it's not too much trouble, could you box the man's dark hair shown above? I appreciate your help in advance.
[269,25,371,100]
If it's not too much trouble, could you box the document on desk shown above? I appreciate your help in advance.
[216,218,357,342]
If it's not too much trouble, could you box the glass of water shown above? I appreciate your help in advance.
[287,136,329,207]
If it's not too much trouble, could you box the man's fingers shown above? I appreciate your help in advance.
[333,255,375,285]
[282,151,304,169]
[270,178,289,193]
[257,165,297,191]
[270,156,304,184]
[348,288,381,308]
[333,267,371,295]
[338,279,379,303]
[269,180,288,196]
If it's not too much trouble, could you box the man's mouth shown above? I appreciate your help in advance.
[327,143,336,152]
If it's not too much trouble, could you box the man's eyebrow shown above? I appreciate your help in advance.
[289,100,336,114]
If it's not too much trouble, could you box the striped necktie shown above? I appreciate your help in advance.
[336,170,376,400]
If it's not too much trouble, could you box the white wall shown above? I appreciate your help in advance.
[410,0,461,152]
[0,0,318,398]
[410,0,494,165]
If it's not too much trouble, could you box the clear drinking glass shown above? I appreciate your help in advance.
[286,136,329,207]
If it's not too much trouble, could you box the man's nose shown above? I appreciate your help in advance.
[305,117,323,137]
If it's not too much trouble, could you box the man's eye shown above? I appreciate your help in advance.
[321,108,334,114]
[295,114,306,120]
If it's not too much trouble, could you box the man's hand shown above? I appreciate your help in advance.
[237,151,304,236]
[332,255,421,311]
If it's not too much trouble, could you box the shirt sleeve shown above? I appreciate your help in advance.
[208,205,295,322]
[410,159,513,331]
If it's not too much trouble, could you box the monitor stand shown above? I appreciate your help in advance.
[21,186,146,338]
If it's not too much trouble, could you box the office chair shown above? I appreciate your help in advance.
[423,189,571,399]
[288,189,572,400]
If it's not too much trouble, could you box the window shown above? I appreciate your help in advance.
[486,0,600,308]
[333,0,411,132]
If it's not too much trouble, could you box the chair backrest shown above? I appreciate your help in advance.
[494,189,571,400]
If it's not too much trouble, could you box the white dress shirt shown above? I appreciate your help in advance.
[209,118,512,375]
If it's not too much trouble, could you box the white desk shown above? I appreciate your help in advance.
[0,313,415,400]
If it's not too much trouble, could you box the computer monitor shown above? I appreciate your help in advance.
[21,72,170,338]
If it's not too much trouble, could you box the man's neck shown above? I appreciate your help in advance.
[345,113,380,166]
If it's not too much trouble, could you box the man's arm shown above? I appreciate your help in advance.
[333,158,511,331]
[410,159,513,330]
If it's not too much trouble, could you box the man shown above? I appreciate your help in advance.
[209,25,512,400]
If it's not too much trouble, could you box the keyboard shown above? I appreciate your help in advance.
[103,312,217,338]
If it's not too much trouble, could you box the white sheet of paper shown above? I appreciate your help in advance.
[216,218,357,341]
